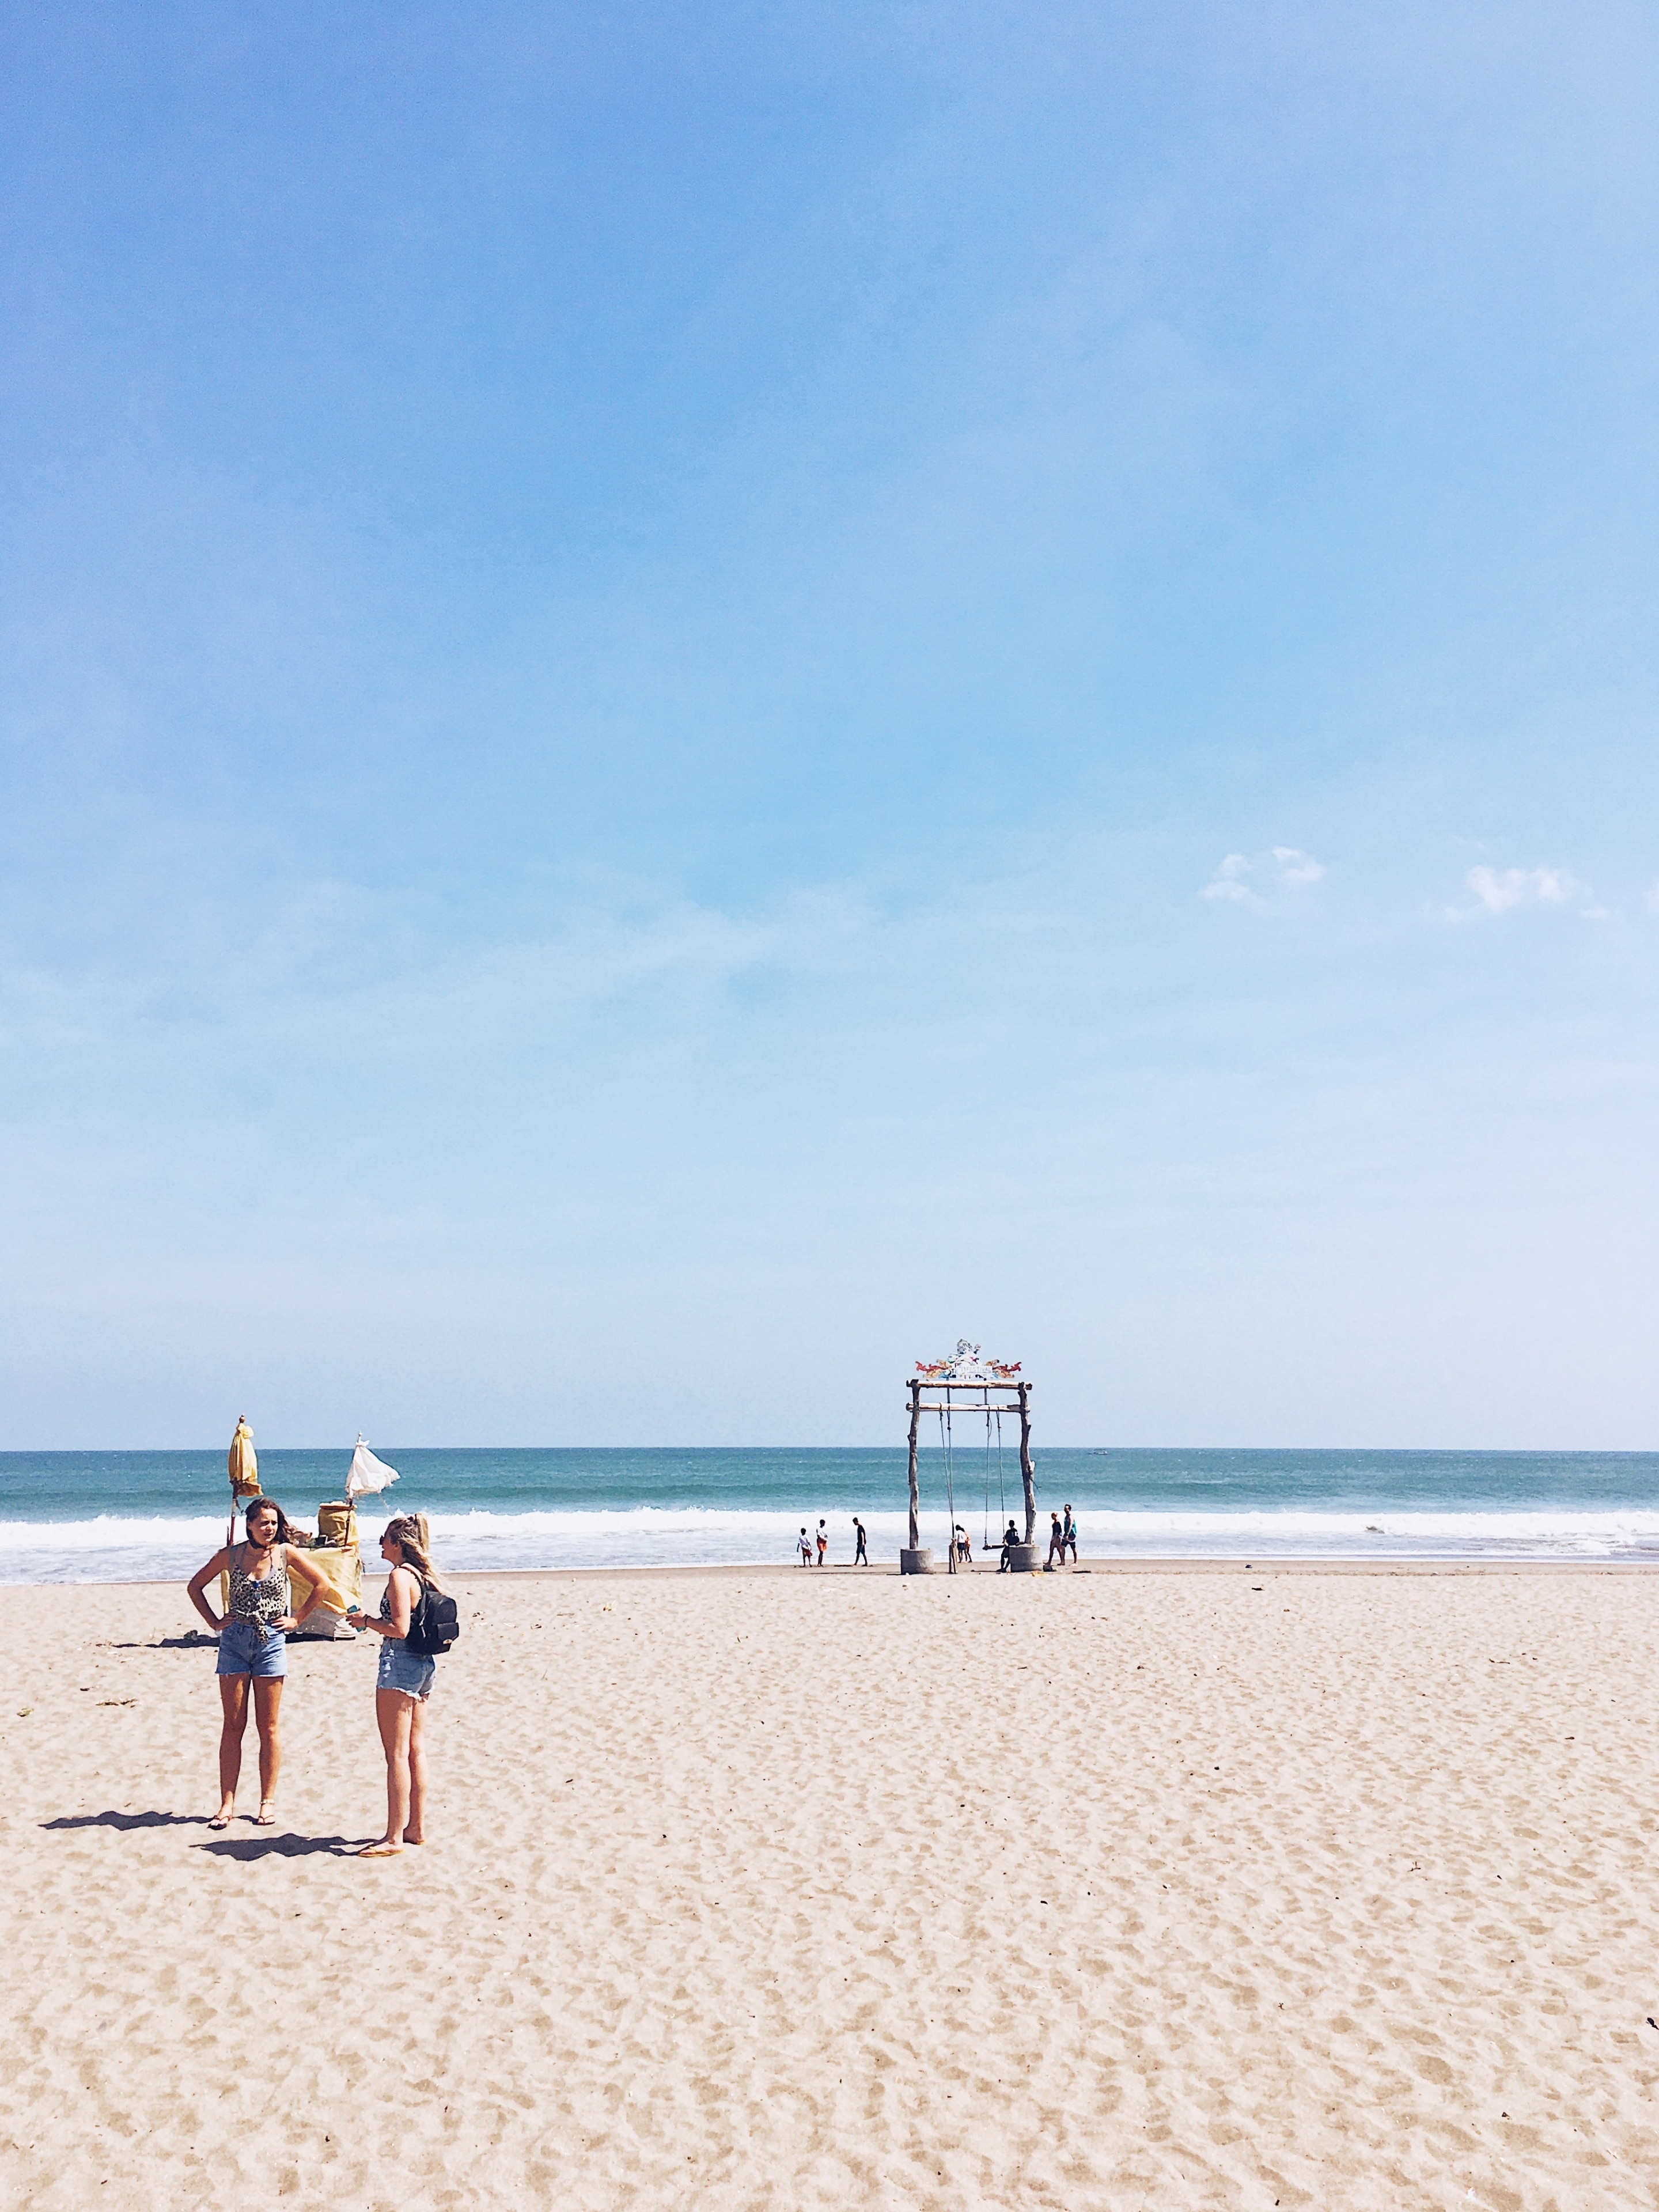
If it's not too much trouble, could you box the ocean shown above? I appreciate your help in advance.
[2,1445,1658,1584]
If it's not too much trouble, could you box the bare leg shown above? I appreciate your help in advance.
[215,1676,249,1823]
[252,1677,285,1820]
[360,1689,414,1855]
[404,1696,428,1843]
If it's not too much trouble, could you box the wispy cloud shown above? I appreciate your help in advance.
[1467,865,1575,912]
[1453,865,1604,921]
[1201,847,1326,908]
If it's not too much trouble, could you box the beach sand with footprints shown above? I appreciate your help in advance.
[2,1562,1657,2209]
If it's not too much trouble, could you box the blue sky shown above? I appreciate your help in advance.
[2,0,1656,1446]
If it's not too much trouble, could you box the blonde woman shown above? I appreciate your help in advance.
[346,1514,444,1857]
[186,1496,331,1828]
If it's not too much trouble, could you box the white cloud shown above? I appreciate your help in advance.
[1466,865,1575,912]
[1201,853,1255,904]
[1201,847,1325,907]
[1271,846,1326,888]
[1455,865,1603,920]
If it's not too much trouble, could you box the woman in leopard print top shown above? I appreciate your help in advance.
[187,1496,330,1830]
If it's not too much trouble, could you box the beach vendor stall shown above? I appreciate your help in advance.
[216,1423,403,1641]
[286,1437,400,1639]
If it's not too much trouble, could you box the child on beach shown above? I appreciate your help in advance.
[797,1528,813,1565]
[816,1520,829,1565]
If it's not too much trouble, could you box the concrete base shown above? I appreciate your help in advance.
[899,1548,935,1575]
[1002,1542,1041,1573]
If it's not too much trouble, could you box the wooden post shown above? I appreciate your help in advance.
[906,1378,921,1551]
[1017,1381,1036,1543]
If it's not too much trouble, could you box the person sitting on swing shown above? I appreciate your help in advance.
[997,1519,1020,1571]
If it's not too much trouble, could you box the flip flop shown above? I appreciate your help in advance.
[208,1814,232,1831]
[254,1810,277,1827]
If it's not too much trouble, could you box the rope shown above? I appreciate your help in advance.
[983,1408,993,1548]
[938,1406,959,1574]
[997,1409,1007,1537]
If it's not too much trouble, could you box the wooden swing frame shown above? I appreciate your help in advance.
[904,1376,1035,1572]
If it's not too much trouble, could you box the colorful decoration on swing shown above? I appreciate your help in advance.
[914,1340,1022,1384]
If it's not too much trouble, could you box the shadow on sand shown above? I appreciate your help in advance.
[42,1809,210,1832]
[198,1832,363,1861]
[111,1636,217,1650]
[42,1810,369,1859]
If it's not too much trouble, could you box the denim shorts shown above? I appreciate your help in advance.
[377,1639,436,1700]
[217,1618,287,1679]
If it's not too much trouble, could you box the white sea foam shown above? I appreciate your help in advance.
[4,1502,1659,1583]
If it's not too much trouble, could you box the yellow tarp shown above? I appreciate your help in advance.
[301,1547,363,1616]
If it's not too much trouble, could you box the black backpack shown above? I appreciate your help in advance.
[404,1573,460,1657]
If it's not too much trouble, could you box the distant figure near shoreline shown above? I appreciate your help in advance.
[853,1517,868,1565]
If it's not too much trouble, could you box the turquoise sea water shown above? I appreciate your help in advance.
[2,1445,1657,1582]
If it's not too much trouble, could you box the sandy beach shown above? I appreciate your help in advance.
[1,1562,1656,2210]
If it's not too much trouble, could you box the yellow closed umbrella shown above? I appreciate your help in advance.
[228,1416,261,1501]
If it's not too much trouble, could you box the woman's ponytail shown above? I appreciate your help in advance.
[383,1513,442,1590]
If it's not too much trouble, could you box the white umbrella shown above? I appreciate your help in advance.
[346,1437,400,1501]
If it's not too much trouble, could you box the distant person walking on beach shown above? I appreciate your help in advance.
[346,1514,452,1858]
[187,1496,330,1829]
[1047,1513,1065,1566]
[816,1519,829,1566]
[998,1518,1020,1571]
[797,1527,813,1565]
[1062,1504,1078,1564]
[853,1517,868,1565]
